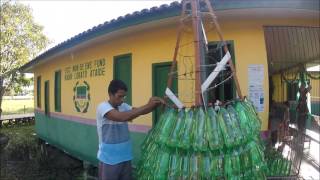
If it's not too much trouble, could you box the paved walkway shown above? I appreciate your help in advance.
[299,128,320,180]
[0,113,34,120]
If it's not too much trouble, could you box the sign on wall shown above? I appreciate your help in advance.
[248,64,264,112]
[73,81,91,113]
[65,58,105,80]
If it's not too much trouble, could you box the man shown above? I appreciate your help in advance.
[296,82,312,132]
[96,79,163,180]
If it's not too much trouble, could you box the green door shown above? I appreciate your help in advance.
[44,80,50,115]
[152,62,178,125]
[114,54,132,105]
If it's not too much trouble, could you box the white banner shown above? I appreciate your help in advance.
[165,87,184,109]
[201,51,231,93]
[248,64,264,112]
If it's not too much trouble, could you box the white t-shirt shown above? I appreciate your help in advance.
[96,101,133,165]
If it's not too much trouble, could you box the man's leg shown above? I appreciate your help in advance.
[99,162,122,180]
[297,113,307,133]
[119,160,133,180]
[271,130,278,147]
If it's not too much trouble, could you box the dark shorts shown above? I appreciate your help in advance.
[99,160,133,180]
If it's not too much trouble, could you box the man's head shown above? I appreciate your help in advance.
[108,79,127,107]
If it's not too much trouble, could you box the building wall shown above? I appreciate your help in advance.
[34,17,318,129]
[34,24,178,125]
[310,77,320,101]
[310,76,320,115]
[33,16,318,164]
[272,74,286,102]
[272,72,320,116]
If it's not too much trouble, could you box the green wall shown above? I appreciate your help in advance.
[35,112,147,166]
[311,102,320,116]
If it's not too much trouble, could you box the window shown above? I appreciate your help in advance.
[114,54,132,105]
[37,76,41,108]
[44,80,50,115]
[54,70,61,112]
[206,41,236,103]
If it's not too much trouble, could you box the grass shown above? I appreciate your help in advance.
[1,125,37,147]
[1,125,85,179]
[2,99,34,115]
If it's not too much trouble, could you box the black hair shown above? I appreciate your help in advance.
[108,79,127,95]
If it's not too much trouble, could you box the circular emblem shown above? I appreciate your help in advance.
[73,81,90,113]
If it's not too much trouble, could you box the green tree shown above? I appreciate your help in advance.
[0,1,49,118]
[4,74,33,96]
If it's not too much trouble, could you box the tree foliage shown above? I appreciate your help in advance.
[0,1,49,117]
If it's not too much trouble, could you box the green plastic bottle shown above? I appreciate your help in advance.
[254,170,266,180]
[182,152,190,180]
[168,109,186,148]
[271,159,277,176]
[241,101,261,133]
[193,107,208,151]
[234,102,256,138]
[181,109,195,149]
[224,152,233,177]
[239,147,250,173]
[149,107,172,143]
[157,108,177,144]
[142,144,158,172]
[205,107,223,151]
[218,108,234,147]
[231,150,241,176]
[154,147,170,179]
[227,105,244,145]
[168,150,182,178]
[247,142,262,171]
[200,152,212,179]
[278,158,285,176]
[281,158,288,176]
[286,160,292,176]
[190,152,200,180]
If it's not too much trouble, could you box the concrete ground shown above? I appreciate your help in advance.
[299,128,320,180]
[268,104,319,180]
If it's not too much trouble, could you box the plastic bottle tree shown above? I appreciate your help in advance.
[137,0,269,179]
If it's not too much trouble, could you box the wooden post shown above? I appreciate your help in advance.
[167,0,187,90]
[167,0,244,107]
[190,0,203,106]
[203,0,243,99]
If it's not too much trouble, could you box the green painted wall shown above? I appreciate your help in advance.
[35,112,147,166]
[311,102,320,116]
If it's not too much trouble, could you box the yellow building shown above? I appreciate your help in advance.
[21,0,319,165]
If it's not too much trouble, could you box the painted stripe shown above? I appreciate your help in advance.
[128,124,151,133]
[35,109,151,133]
[260,130,270,140]
[36,109,96,126]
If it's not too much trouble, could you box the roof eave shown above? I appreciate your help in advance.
[20,0,319,73]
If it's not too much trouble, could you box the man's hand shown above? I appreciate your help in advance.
[148,97,165,108]
[105,97,164,122]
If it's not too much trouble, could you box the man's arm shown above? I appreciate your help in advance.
[307,84,312,92]
[105,97,163,122]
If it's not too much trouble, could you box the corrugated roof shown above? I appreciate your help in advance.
[264,26,320,74]
[20,0,319,72]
